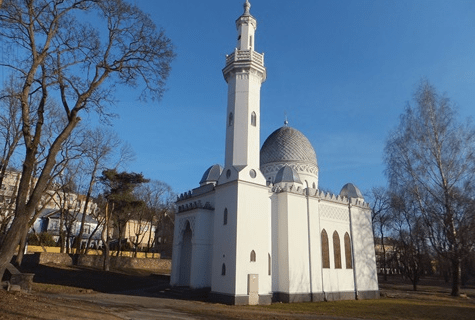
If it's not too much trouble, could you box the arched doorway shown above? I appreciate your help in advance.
[178,221,192,286]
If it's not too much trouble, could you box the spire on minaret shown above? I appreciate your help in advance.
[244,0,251,15]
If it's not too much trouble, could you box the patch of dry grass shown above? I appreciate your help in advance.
[260,297,475,320]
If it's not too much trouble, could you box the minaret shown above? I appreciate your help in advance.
[222,0,266,173]
[211,2,272,305]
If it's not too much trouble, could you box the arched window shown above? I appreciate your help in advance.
[345,232,352,269]
[228,112,233,126]
[221,263,226,276]
[268,253,271,275]
[223,208,228,225]
[250,250,256,262]
[321,229,330,268]
[251,112,256,126]
[333,231,342,269]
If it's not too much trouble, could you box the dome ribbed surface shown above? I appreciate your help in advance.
[260,126,317,167]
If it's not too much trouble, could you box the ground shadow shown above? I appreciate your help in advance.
[18,263,211,302]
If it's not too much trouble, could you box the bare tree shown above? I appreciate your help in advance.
[391,192,432,291]
[0,0,174,277]
[385,80,475,296]
[74,128,124,254]
[0,78,23,188]
[368,186,392,281]
[134,180,175,256]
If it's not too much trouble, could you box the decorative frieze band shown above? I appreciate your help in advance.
[320,204,349,222]
[262,162,319,176]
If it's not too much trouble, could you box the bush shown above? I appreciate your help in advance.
[27,232,57,247]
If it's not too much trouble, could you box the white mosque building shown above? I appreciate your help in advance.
[171,1,379,305]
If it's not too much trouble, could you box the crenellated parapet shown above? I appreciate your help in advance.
[270,186,370,208]
[271,183,305,195]
[350,197,370,208]
[177,200,214,213]
[307,189,349,204]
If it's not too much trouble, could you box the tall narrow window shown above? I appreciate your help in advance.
[333,231,342,269]
[268,253,271,275]
[251,112,256,126]
[228,112,233,126]
[223,208,228,225]
[345,232,352,269]
[321,229,330,268]
[222,263,226,275]
[250,250,256,262]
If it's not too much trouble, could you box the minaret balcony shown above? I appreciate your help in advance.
[225,49,264,67]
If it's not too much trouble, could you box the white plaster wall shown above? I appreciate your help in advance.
[350,205,379,292]
[319,201,355,294]
[189,210,214,288]
[225,71,263,170]
[307,195,322,293]
[234,181,272,296]
[286,193,311,294]
[170,209,214,288]
[170,211,193,286]
[211,182,238,295]
[272,192,289,293]
[237,18,256,50]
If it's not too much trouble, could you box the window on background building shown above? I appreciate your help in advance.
[321,229,330,268]
[250,250,256,262]
[223,208,228,225]
[333,231,342,269]
[222,263,226,276]
[228,112,233,126]
[345,232,352,269]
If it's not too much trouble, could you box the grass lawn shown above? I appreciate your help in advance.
[8,263,475,320]
[259,297,474,320]
[253,277,475,320]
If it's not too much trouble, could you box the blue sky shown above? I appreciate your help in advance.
[109,0,475,196]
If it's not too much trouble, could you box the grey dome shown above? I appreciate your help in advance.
[200,164,223,185]
[260,126,317,167]
[274,165,302,184]
[340,183,364,200]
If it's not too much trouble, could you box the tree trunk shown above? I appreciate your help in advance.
[59,209,65,253]
[103,240,110,271]
[381,232,387,281]
[0,212,30,279]
[102,202,111,271]
[451,258,461,296]
[75,171,97,254]
[15,226,30,266]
